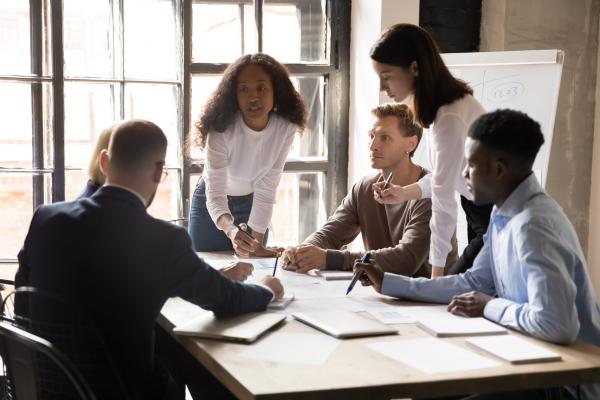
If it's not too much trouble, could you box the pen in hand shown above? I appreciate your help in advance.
[346,252,372,295]
[272,254,280,277]
[237,223,254,239]
[382,171,394,190]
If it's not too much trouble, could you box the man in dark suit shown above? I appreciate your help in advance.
[15,119,284,399]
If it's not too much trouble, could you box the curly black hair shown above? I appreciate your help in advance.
[469,109,544,167]
[194,53,308,148]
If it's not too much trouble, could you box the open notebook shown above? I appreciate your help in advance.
[173,312,286,343]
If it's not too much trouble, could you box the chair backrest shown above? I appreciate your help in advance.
[2,287,130,400]
[0,320,95,400]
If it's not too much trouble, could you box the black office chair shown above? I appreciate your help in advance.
[0,278,15,400]
[1,287,130,400]
[0,321,95,400]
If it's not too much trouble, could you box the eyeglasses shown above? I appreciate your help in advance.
[160,166,169,183]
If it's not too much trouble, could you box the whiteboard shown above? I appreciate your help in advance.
[443,49,565,187]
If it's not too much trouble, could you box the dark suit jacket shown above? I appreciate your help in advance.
[15,186,272,397]
[75,179,101,200]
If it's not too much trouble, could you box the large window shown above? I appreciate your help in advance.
[0,0,349,260]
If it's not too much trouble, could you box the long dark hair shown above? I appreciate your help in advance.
[194,53,308,148]
[370,24,472,128]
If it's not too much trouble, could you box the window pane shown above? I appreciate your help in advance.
[190,76,221,158]
[263,0,327,63]
[65,168,89,201]
[0,82,31,168]
[63,0,115,78]
[0,172,51,259]
[270,172,326,245]
[124,83,179,165]
[124,0,178,79]
[289,76,325,158]
[147,168,181,221]
[0,0,30,75]
[192,3,256,63]
[64,82,119,167]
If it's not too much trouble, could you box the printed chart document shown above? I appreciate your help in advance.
[466,335,562,364]
[366,338,501,374]
[240,332,339,365]
[367,309,417,324]
[417,316,507,337]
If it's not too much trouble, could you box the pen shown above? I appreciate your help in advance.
[346,252,372,295]
[382,171,394,190]
[236,223,255,240]
[272,255,280,277]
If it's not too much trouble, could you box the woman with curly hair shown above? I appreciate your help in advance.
[189,53,307,256]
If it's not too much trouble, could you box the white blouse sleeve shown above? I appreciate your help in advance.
[429,113,468,267]
[247,125,296,233]
[204,132,231,226]
[417,173,432,199]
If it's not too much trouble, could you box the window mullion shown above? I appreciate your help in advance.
[118,0,125,119]
[255,0,263,52]
[182,0,192,218]
[30,0,44,209]
[50,0,65,202]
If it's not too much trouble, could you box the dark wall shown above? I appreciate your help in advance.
[420,0,482,53]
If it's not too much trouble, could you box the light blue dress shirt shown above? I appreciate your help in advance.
[381,173,600,399]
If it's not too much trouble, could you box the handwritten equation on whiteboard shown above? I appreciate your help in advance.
[451,70,526,104]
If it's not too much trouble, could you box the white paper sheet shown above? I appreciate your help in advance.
[240,332,339,365]
[366,338,500,374]
[417,316,507,337]
[267,294,295,310]
[466,336,561,364]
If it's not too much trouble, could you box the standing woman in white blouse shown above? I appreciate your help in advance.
[371,24,493,278]
[189,53,307,256]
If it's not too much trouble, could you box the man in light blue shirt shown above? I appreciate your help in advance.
[357,109,600,400]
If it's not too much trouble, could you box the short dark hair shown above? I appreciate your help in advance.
[371,103,423,157]
[109,119,167,172]
[194,53,308,148]
[370,24,472,128]
[468,109,544,166]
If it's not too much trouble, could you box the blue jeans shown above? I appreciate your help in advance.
[188,179,268,252]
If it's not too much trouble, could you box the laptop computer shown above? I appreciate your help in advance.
[292,311,398,338]
[173,312,286,343]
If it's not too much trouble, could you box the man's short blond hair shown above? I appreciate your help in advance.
[87,124,116,185]
[371,103,423,157]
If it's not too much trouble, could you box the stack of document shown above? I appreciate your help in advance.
[316,270,354,281]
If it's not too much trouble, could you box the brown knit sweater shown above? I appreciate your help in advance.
[303,171,458,278]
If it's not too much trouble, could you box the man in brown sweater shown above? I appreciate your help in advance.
[283,103,457,277]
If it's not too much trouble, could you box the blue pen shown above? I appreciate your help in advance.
[346,252,372,295]
[272,255,280,277]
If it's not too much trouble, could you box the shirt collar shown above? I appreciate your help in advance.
[493,172,543,221]
[103,183,147,207]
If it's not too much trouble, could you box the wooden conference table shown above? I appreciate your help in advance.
[158,252,600,400]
